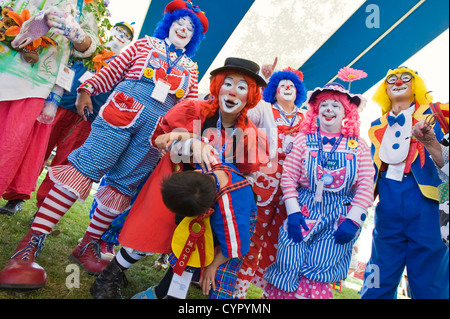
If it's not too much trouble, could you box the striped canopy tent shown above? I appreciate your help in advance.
[138,0,448,93]
[135,0,448,141]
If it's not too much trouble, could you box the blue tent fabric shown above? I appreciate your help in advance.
[299,0,449,93]
[138,0,255,81]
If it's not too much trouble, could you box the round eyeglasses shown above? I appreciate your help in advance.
[385,72,413,84]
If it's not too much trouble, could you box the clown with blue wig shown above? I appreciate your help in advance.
[234,60,308,298]
[0,0,208,290]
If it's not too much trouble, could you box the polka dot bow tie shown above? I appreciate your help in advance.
[387,113,406,127]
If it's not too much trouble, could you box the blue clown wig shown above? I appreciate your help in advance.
[153,9,205,58]
[263,69,307,106]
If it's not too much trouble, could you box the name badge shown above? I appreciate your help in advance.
[151,79,171,103]
[386,162,405,182]
[167,270,194,299]
[150,59,161,69]
[55,65,75,92]
[326,159,338,167]
[283,134,295,154]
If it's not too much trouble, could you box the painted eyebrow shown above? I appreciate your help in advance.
[180,17,194,27]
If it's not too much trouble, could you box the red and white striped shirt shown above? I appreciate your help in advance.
[81,36,199,100]
[281,133,375,210]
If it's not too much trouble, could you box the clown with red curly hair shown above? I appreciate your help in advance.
[263,82,374,299]
[234,62,308,298]
[88,57,269,299]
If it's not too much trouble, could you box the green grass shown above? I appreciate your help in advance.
[0,171,361,299]
[0,173,167,299]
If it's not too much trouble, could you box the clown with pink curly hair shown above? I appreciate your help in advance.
[300,82,367,137]
[263,82,375,299]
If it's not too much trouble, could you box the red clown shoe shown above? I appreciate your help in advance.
[70,233,110,275]
[0,229,47,289]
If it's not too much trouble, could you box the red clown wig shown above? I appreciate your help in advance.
[201,71,262,131]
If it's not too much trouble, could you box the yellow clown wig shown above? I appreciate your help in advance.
[373,66,431,115]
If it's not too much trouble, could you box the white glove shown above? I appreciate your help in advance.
[345,205,367,227]
[46,7,86,44]
[11,7,51,48]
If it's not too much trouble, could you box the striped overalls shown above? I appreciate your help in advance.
[68,51,191,198]
[264,133,360,293]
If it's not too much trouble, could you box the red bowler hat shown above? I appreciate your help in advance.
[164,0,209,33]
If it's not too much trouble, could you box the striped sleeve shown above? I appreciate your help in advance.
[351,138,375,209]
[280,134,309,201]
[216,191,243,259]
[82,38,144,95]
[182,66,199,100]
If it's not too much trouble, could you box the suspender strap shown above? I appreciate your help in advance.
[210,164,249,200]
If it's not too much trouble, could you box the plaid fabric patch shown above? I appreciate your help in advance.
[212,164,249,201]
[168,254,242,299]
[209,258,242,299]
[215,180,249,200]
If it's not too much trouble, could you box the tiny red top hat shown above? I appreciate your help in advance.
[164,0,209,33]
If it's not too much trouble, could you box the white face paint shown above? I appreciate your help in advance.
[389,84,409,95]
[276,79,296,101]
[105,26,132,54]
[387,80,413,101]
[219,75,249,114]
[168,16,194,49]
[318,99,345,133]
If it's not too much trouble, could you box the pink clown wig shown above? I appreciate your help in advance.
[300,91,361,138]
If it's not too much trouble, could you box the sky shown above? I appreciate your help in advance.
[107,0,449,262]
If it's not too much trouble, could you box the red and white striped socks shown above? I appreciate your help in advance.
[84,207,116,240]
[31,184,118,241]
[31,185,78,234]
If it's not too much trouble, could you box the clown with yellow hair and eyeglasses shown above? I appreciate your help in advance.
[361,66,449,299]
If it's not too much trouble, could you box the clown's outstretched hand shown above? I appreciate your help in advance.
[46,7,86,44]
